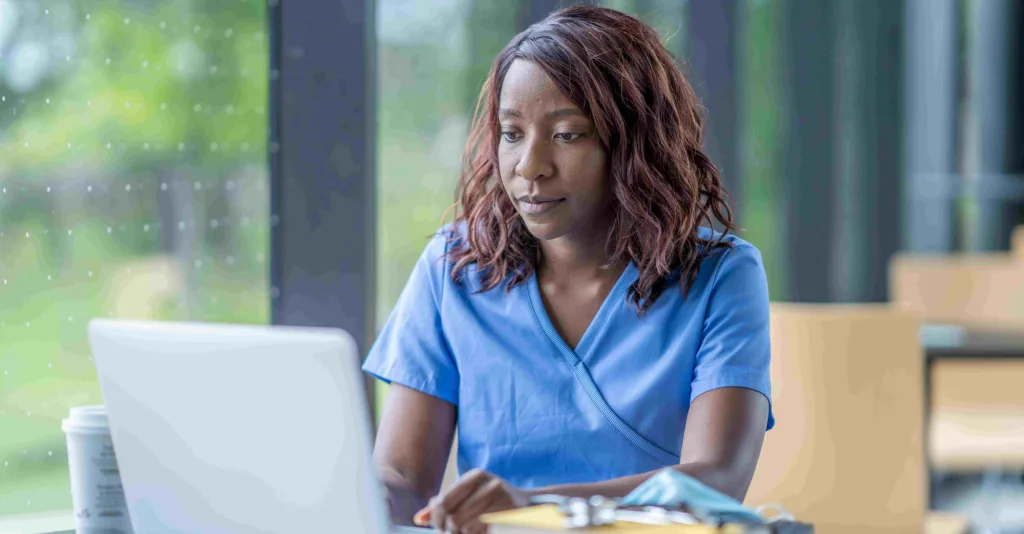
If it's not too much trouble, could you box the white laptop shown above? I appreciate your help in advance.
[88,319,429,534]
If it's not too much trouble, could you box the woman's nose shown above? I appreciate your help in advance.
[514,135,554,181]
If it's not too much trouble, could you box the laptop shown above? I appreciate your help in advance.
[88,319,430,534]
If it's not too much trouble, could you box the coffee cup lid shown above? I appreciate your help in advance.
[61,405,109,434]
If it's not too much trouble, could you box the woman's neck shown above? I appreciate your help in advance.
[537,227,622,283]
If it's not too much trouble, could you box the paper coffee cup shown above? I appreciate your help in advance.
[61,406,134,534]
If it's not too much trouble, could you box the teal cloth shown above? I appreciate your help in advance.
[621,468,765,524]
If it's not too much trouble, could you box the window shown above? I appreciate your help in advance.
[0,0,268,514]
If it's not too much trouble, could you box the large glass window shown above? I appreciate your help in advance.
[0,0,269,515]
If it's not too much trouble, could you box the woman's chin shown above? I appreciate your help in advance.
[521,219,570,242]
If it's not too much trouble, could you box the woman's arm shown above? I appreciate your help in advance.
[374,383,457,525]
[417,387,769,532]
[531,387,769,501]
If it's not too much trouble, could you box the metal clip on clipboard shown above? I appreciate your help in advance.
[528,494,707,529]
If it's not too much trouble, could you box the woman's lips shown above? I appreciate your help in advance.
[519,198,564,215]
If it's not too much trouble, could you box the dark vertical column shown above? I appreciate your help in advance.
[270,0,377,407]
[904,0,958,252]
[778,0,837,302]
[833,0,904,302]
[968,0,1024,251]
[688,0,741,218]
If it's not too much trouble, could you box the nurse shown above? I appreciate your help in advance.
[364,5,773,533]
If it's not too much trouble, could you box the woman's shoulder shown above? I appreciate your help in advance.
[692,227,765,291]
[697,226,757,253]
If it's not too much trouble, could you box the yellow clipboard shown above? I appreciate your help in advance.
[480,504,744,533]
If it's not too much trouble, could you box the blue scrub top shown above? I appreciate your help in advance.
[363,225,773,489]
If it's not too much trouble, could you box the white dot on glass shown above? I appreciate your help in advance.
[25,232,30,238]
[178,143,185,151]
[86,13,90,19]
[88,271,93,277]
[106,227,112,234]
[67,142,72,148]
[87,185,92,192]
[47,275,52,280]
[160,102,167,110]
[125,184,131,192]
[66,55,71,61]
[143,143,150,150]
[194,259,202,269]
[48,450,53,456]
[47,363,52,369]
[45,98,50,104]
[160,21,166,29]
[106,142,111,149]
[46,186,51,192]
[143,224,150,232]
[126,268,132,274]
[178,221,186,231]
[24,142,28,148]
[26,322,30,327]
[87,100,91,106]
[142,61,149,69]
[106,58,111,65]
[194,182,202,191]
[45,9,49,14]
[67,229,72,235]
[124,18,130,24]
[160,183,167,191]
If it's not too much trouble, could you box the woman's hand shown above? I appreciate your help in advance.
[413,469,530,533]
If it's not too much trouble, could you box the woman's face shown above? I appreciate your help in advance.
[497,59,610,242]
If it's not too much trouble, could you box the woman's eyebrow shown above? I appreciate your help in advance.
[545,108,586,119]
[498,107,586,119]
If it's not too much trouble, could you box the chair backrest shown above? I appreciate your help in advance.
[745,304,926,534]
[889,253,1024,327]
[1013,226,1024,264]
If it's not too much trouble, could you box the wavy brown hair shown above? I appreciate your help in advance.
[445,5,736,313]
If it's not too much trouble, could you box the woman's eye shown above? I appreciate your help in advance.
[555,132,582,142]
[501,131,521,142]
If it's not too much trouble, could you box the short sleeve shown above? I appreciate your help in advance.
[362,232,459,405]
[689,244,774,430]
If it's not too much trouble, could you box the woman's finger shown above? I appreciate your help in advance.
[461,519,489,534]
[446,478,504,529]
[431,469,488,530]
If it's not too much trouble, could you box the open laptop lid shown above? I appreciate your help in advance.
[88,319,390,534]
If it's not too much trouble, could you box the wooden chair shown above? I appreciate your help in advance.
[745,304,955,533]
[889,253,1024,328]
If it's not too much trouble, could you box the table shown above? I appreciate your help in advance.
[920,323,1024,508]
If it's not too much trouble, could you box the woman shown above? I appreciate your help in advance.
[364,6,773,533]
